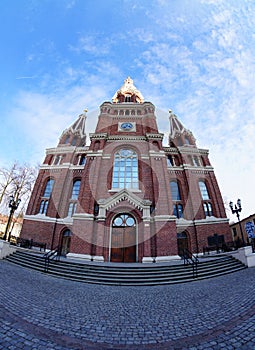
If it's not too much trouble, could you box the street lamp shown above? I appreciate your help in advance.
[2,195,21,242]
[229,199,245,247]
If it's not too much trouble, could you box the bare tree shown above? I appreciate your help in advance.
[0,162,38,216]
[0,162,38,240]
[0,162,18,206]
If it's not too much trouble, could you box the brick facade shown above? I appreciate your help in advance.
[21,77,232,262]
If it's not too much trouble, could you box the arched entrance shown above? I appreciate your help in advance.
[110,213,137,263]
[177,232,189,257]
[60,229,72,256]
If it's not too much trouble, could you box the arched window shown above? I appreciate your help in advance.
[71,136,77,146]
[193,156,200,167]
[39,200,48,214]
[67,180,81,216]
[184,136,190,145]
[170,181,181,201]
[71,180,81,199]
[67,202,77,217]
[64,135,70,144]
[170,181,183,218]
[38,179,54,214]
[79,155,86,165]
[204,202,213,217]
[112,149,138,189]
[199,180,213,217]
[199,181,209,200]
[43,179,54,197]
[167,156,173,167]
[53,155,61,165]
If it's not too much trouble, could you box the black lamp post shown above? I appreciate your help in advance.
[229,199,245,247]
[3,195,21,242]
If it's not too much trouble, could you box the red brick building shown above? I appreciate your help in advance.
[21,77,231,262]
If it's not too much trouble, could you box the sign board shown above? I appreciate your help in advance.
[245,221,255,239]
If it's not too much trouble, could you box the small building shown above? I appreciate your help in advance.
[230,213,255,246]
[20,77,232,262]
[0,214,23,242]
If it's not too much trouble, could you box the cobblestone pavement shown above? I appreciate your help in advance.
[0,261,255,350]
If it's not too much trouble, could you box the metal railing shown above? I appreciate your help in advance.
[44,246,60,272]
[183,249,199,278]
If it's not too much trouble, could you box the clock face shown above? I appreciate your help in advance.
[121,122,133,130]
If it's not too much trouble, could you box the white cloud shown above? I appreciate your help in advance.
[70,35,112,56]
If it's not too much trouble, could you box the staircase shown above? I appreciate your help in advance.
[4,249,247,286]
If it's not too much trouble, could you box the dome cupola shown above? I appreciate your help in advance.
[112,77,144,103]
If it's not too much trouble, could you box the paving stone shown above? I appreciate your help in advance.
[1,260,255,349]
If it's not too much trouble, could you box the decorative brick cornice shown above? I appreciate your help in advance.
[169,170,184,175]
[163,147,179,153]
[107,135,147,141]
[181,165,214,172]
[89,133,108,140]
[168,167,214,175]
[191,170,211,175]
[146,133,164,140]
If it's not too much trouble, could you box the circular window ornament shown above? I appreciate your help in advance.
[120,122,133,130]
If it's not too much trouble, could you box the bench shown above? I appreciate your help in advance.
[16,238,46,251]
[203,241,238,255]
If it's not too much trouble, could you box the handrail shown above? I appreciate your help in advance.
[43,246,60,272]
[183,249,199,278]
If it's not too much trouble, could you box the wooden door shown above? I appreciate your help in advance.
[111,227,124,262]
[111,214,136,263]
[177,232,188,257]
[61,230,71,256]
[123,226,136,263]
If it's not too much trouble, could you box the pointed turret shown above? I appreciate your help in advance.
[112,77,144,103]
[168,110,196,147]
[59,110,87,147]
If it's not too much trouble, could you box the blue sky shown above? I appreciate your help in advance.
[0,0,255,220]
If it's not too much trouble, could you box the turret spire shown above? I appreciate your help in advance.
[169,110,196,147]
[59,109,87,147]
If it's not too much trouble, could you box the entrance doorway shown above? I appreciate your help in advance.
[60,229,71,256]
[177,232,189,257]
[110,214,136,263]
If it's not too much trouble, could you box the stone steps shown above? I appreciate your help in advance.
[4,249,247,286]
